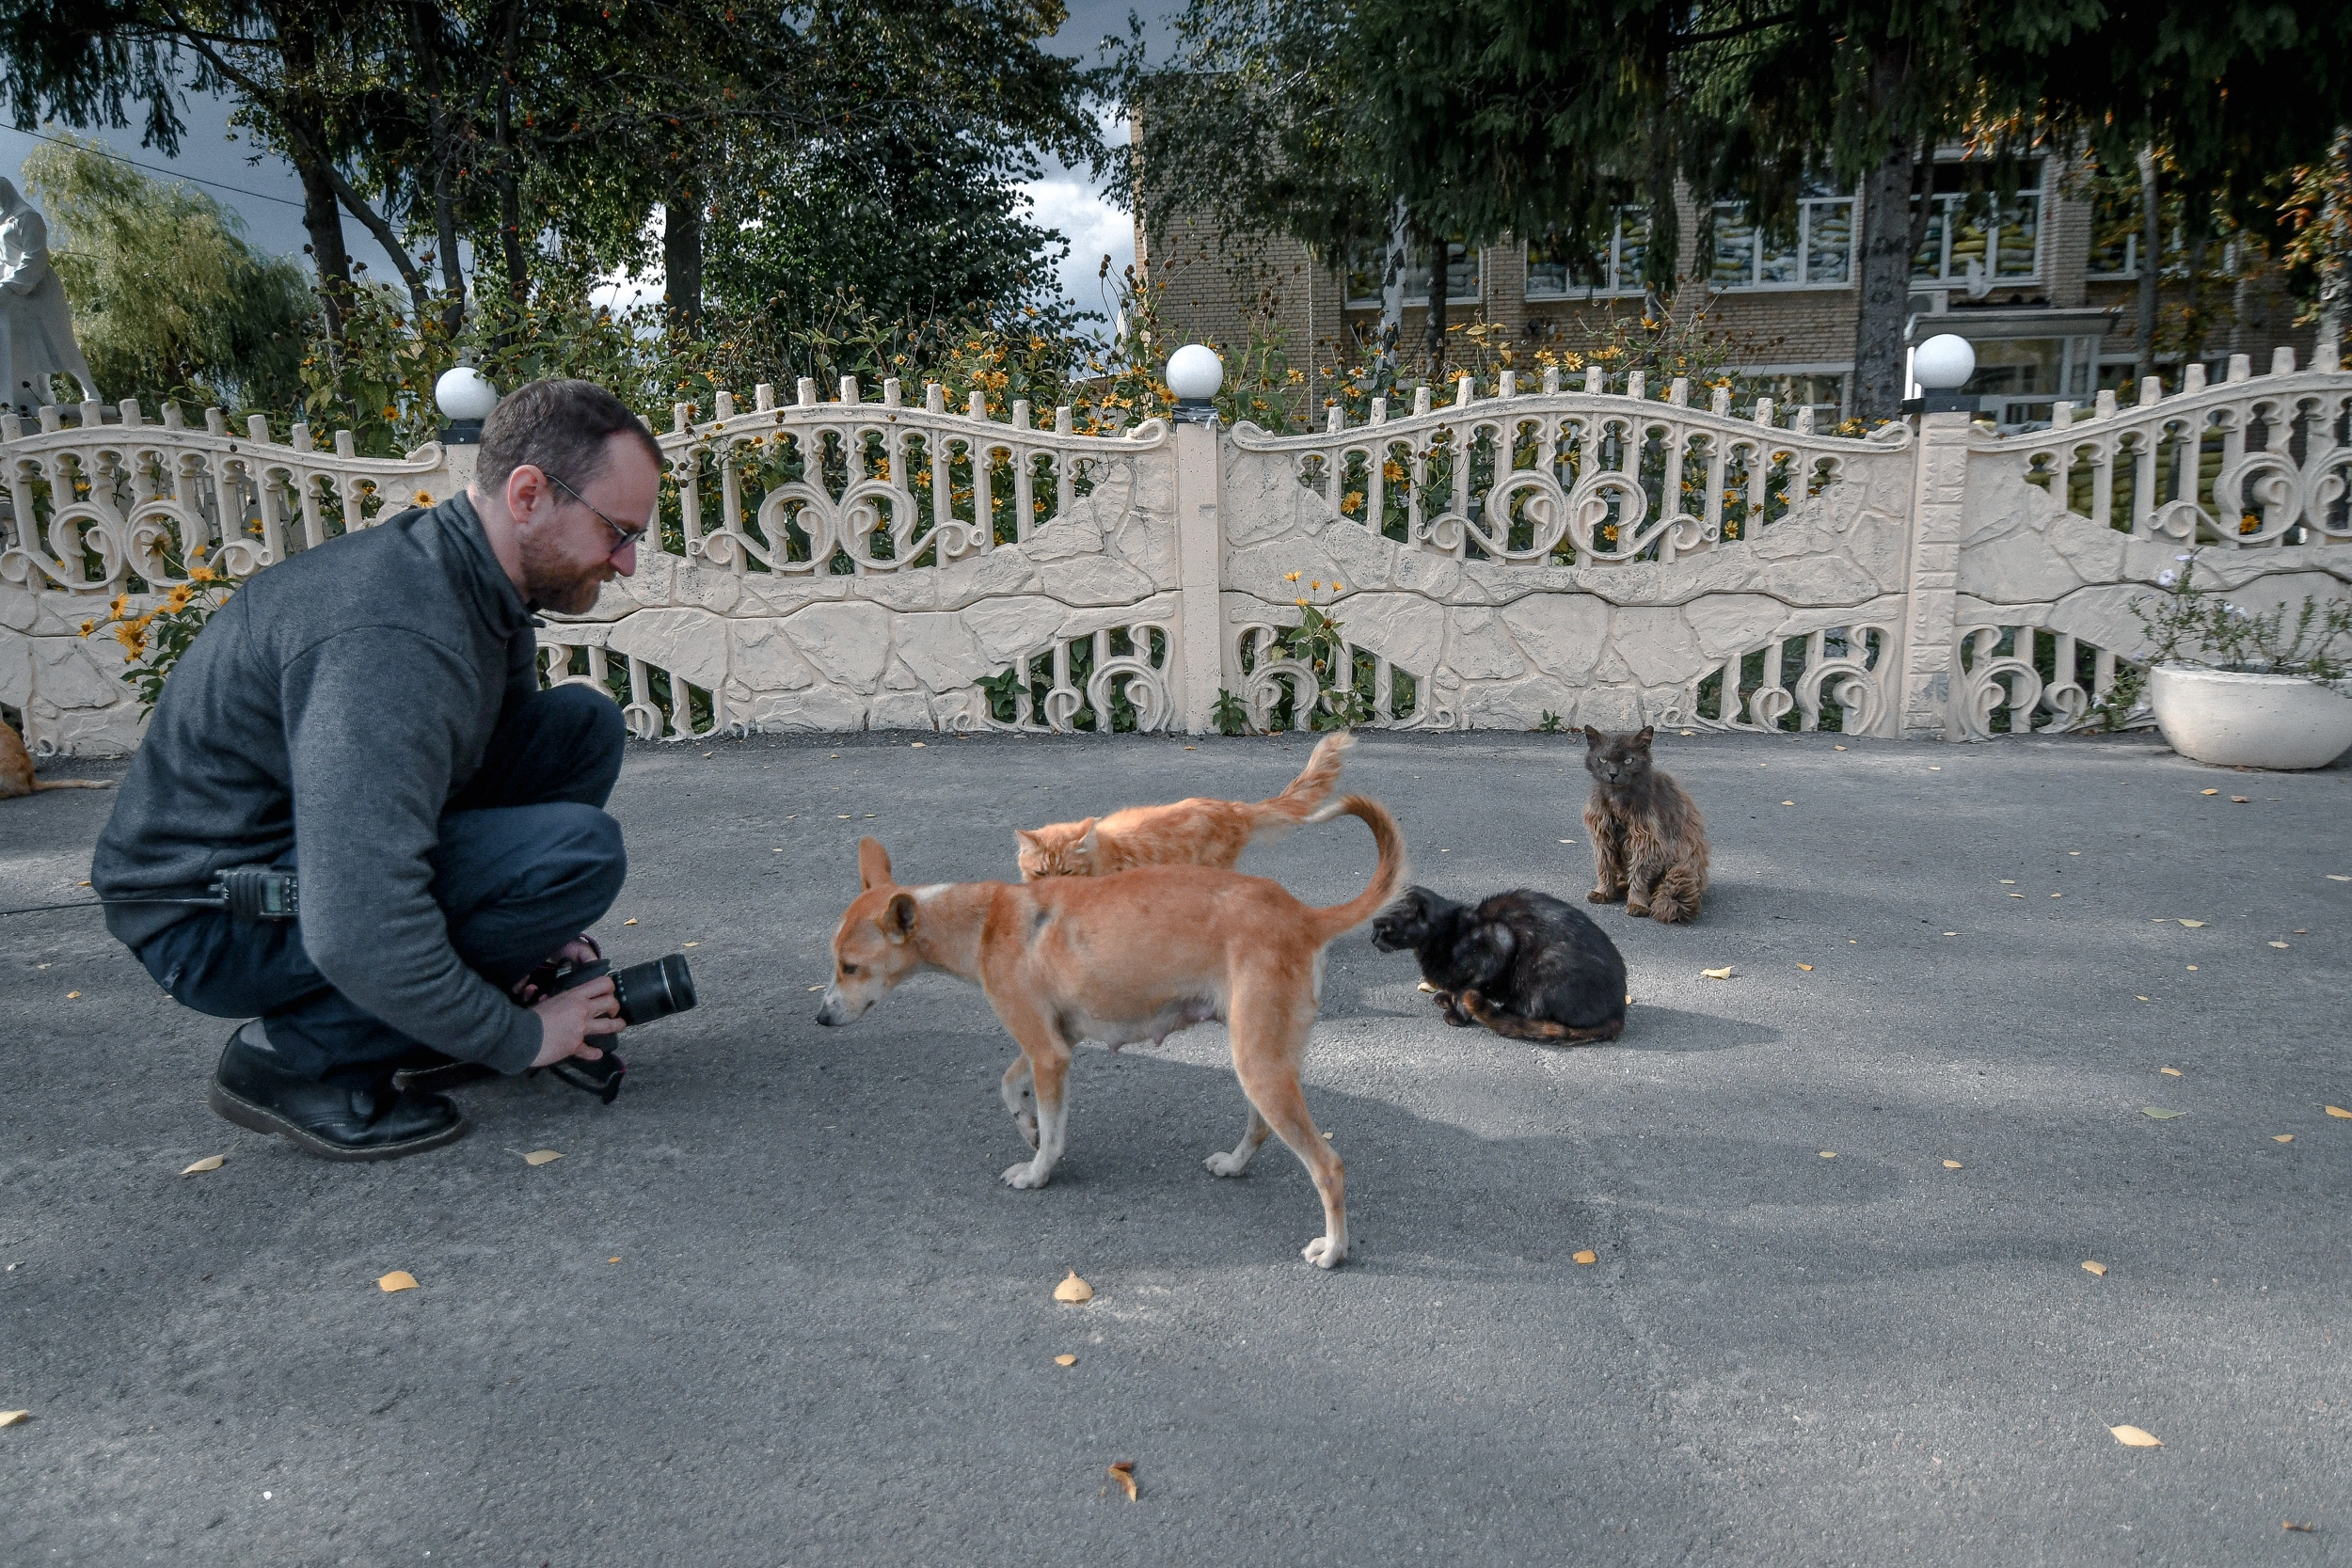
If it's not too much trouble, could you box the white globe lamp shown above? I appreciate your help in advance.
[1166,344,1224,414]
[1912,334,1976,391]
[435,365,500,441]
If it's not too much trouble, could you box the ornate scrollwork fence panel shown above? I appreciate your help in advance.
[1990,344,2352,547]
[1233,366,1891,566]
[1951,626,2141,737]
[1232,622,1443,732]
[1664,625,1896,735]
[978,622,1174,735]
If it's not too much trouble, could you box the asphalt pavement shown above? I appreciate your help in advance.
[4,725,2348,1567]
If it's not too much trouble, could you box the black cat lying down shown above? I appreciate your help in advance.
[1372,887,1628,1042]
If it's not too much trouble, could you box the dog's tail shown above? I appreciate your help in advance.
[1248,732,1355,845]
[1310,794,1409,943]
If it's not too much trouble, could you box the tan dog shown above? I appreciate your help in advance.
[817,795,1406,1269]
[1015,731,1353,879]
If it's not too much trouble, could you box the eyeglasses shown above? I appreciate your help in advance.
[544,471,650,555]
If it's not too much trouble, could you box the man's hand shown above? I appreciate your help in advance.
[530,974,624,1068]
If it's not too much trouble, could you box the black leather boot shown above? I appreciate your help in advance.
[209,1022,469,1161]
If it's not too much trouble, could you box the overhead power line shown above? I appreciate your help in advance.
[8,125,309,210]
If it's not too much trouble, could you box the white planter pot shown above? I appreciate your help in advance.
[2148,663,2352,770]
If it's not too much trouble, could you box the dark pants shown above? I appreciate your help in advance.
[138,685,628,1086]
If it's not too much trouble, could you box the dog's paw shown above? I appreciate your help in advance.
[1624,902,1650,918]
[1587,888,1622,904]
[1302,1235,1346,1269]
[1001,1162,1049,1190]
[1203,1150,1249,1178]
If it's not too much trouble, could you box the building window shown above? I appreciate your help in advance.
[2086,178,2183,280]
[1343,237,1481,308]
[1525,211,1650,299]
[1737,369,1848,423]
[1912,162,2042,285]
[1709,186,1853,289]
[1956,334,2105,429]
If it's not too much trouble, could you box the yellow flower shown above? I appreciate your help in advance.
[189,543,207,560]
[414,490,434,506]
[1311,581,1323,591]
[189,566,216,584]
[1284,571,1301,582]
[1330,582,1343,593]
[109,594,129,619]
[1382,460,1406,483]
[165,586,195,612]
[80,618,96,636]
[1341,490,1365,513]
[382,405,398,419]
[1295,597,1309,609]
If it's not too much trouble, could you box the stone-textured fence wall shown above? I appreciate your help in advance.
[6,354,2347,756]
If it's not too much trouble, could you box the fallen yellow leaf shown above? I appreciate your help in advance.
[1819,1151,1836,1159]
[1834,744,1846,751]
[623,917,638,926]
[1054,1270,1094,1304]
[1055,1354,1077,1367]
[2231,796,2249,802]
[2178,920,2205,927]
[2273,1134,2294,1144]
[181,1154,225,1175]
[1108,1460,1138,1502]
[2329,875,2351,882]
[2082,1260,2107,1276]
[2137,996,2150,1001]
[2201,788,2219,796]
[523,1149,563,1166]
[65,991,80,999]
[1796,963,1813,971]
[2108,1424,2162,1448]
[2268,941,2289,948]
[1782,800,1795,806]
[2159,1067,2181,1077]
[2327,1106,2352,1119]
[0,1410,28,1427]
[2000,879,2016,884]
[807,984,821,991]
[1573,1249,1597,1264]
[1416,980,1438,993]
[1943,1160,1963,1169]
[608,1257,621,1263]
[377,1271,418,1293]
[1701,966,1734,980]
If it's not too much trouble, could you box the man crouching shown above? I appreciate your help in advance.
[90,378,660,1159]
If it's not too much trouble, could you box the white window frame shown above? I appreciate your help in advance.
[1708,195,1855,291]
[1342,240,1483,309]
[1911,164,2045,286]
[1524,210,1650,300]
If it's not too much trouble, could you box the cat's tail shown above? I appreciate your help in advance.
[1248,731,1354,844]
[32,779,114,790]
[1309,794,1409,944]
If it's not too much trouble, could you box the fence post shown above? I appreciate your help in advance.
[1172,415,1225,734]
[1896,408,1974,739]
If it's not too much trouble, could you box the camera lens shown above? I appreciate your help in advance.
[610,953,697,1026]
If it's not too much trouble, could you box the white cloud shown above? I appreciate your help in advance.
[1019,177,1135,320]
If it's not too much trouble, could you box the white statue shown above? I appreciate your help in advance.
[0,178,101,411]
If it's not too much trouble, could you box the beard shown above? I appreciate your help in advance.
[517,528,612,615]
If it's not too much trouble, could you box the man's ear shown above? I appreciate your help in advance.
[858,836,893,891]
[878,891,919,944]
[1583,724,1605,747]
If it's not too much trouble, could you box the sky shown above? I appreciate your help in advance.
[0,0,1180,320]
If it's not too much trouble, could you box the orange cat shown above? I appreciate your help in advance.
[1016,732,1354,879]
[1,718,112,800]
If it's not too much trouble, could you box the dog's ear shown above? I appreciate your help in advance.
[1582,724,1605,747]
[1634,725,1655,749]
[858,836,894,891]
[877,891,919,943]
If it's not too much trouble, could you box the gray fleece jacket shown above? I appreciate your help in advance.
[92,493,546,1073]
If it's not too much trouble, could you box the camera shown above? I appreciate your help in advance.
[533,954,698,1102]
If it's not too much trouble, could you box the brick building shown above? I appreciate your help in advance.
[1140,150,2316,428]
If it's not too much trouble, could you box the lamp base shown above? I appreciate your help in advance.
[440,420,485,445]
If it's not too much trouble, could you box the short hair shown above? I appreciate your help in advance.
[476,378,664,496]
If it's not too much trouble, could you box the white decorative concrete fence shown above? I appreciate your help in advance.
[5,353,2348,755]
